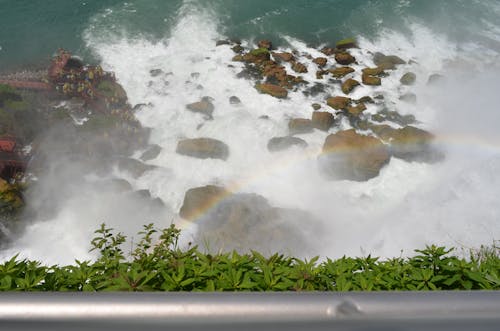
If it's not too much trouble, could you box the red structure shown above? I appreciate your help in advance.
[0,136,27,181]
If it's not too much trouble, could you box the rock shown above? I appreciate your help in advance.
[369,124,397,141]
[149,69,163,77]
[372,109,415,126]
[346,103,366,117]
[318,129,390,181]
[341,78,360,94]
[302,83,326,97]
[229,96,241,105]
[216,40,231,46]
[237,65,263,80]
[288,118,314,135]
[336,38,357,49]
[272,52,294,62]
[362,74,381,86]
[389,126,441,162]
[316,70,327,79]
[176,138,229,160]
[186,97,215,119]
[117,157,156,178]
[267,136,308,152]
[356,96,374,104]
[362,67,386,76]
[243,48,271,63]
[186,190,319,254]
[311,103,321,110]
[328,67,355,78]
[312,57,327,67]
[373,53,405,69]
[327,96,351,110]
[400,93,417,104]
[335,52,356,65]
[232,45,244,53]
[179,185,230,220]
[320,47,336,56]
[0,179,24,216]
[291,62,308,73]
[400,72,416,85]
[232,54,244,62]
[258,40,272,50]
[140,144,162,161]
[255,83,288,98]
[311,111,335,131]
[427,73,444,85]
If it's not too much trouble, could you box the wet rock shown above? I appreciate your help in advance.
[255,83,288,98]
[237,65,263,80]
[400,93,417,104]
[0,179,24,216]
[316,70,327,79]
[149,69,163,77]
[291,62,308,73]
[311,111,335,131]
[369,124,397,141]
[389,126,442,162]
[346,103,366,117]
[186,97,215,119]
[289,118,314,135]
[272,52,294,62]
[373,53,405,69]
[312,57,328,67]
[258,40,272,50]
[311,103,321,110]
[267,136,308,152]
[179,185,229,220]
[427,73,444,85]
[176,138,229,161]
[117,157,156,178]
[341,78,360,94]
[372,109,415,126]
[229,96,241,105]
[356,96,374,104]
[400,72,416,85]
[216,40,231,46]
[318,129,390,181]
[302,83,326,97]
[140,144,162,161]
[328,67,355,78]
[232,45,244,53]
[243,48,271,63]
[362,67,386,76]
[336,38,357,49]
[362,74,381,86]
[335,52,356,65]
[327,96,351,110]
[320,47,336,56]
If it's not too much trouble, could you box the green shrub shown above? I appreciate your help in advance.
[0,224,498,291]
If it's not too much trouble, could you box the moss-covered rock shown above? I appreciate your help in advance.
[326,96,351,110]
[319,129,390,181]
[311,111,335,131]
[341,78,360,94]
[335,38,357,49]
[328,67,355,78]
[176,138,229,160]
[255,83,288,98]
[400,72,416,85]
[267,136,308,152]
[288,118,314,135]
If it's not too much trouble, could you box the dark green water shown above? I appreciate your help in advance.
[1,0,499,70]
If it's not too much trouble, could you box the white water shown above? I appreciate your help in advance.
[3,3,500,264]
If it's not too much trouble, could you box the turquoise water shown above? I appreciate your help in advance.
[1,0,499,69]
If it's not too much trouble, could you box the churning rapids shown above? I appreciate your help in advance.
[2,1,500,264]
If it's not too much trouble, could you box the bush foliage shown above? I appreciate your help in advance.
[1,223,499,291]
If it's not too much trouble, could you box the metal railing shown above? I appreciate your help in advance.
[1,292,499,330]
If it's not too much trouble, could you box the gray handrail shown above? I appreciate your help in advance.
[1,292,499,330]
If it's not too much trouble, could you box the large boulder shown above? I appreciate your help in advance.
[312,57,328,67]
[388,126,441,162]
[272,52,294,62]
[183,189,320,254]
[362,74,381,86]
[255,83,288,98]
[288,118,314,135]
[267,136,308,152]
[176,138,229,160]
[186,97,215,119]
[327,96,351,110]
[362,67,386,76]
[140,144,162,161]
[311,111,335,131]
[319,129,390,181]
[400,72,416,85]
[328,67,355,78]
[179,185,230,220]
[373,53,405,70]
